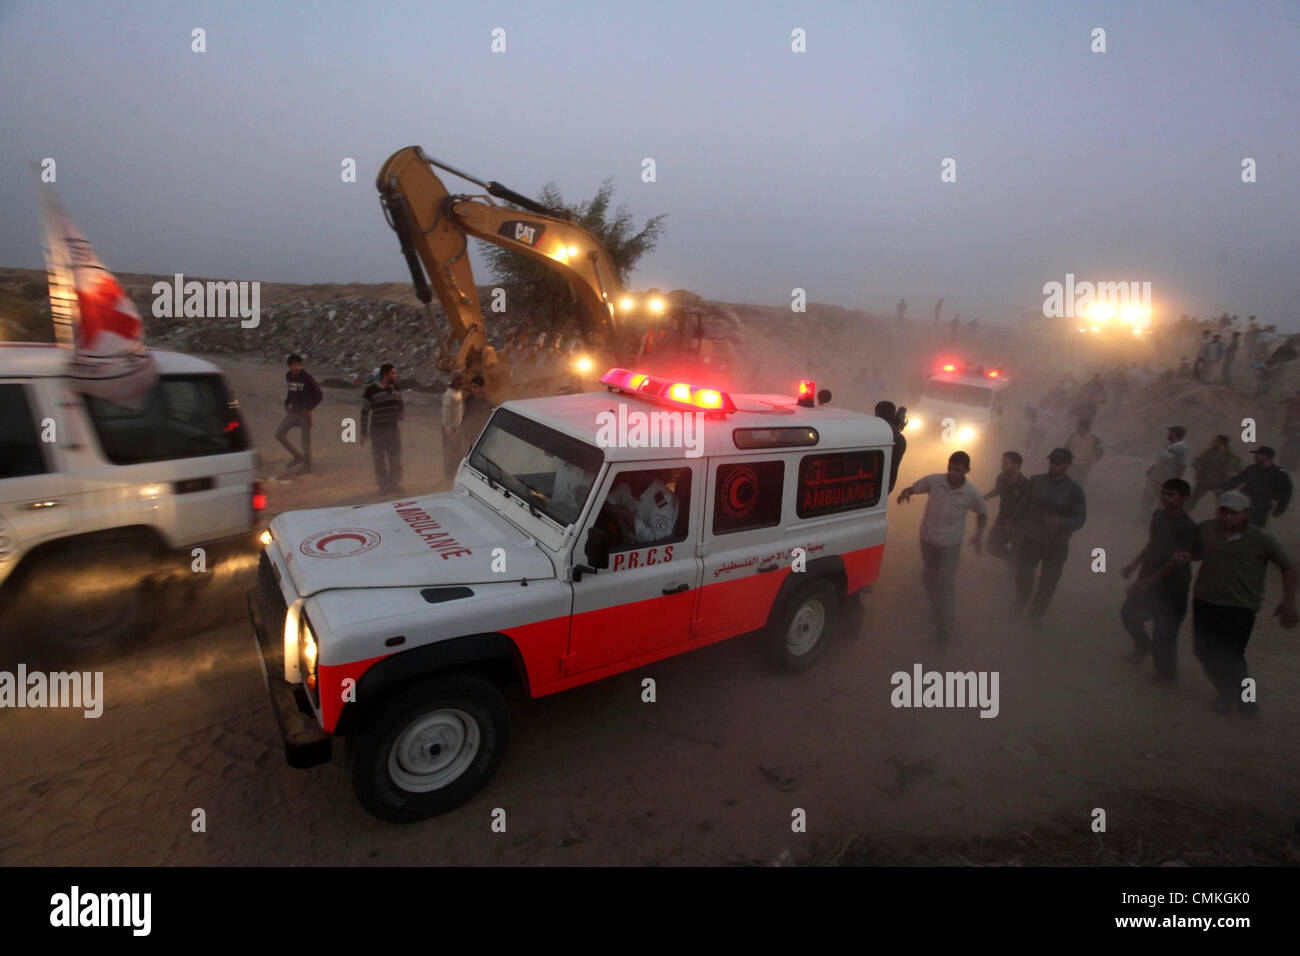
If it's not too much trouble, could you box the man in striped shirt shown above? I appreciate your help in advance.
[361,363,405,495]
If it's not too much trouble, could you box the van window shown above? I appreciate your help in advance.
[84,374,250,465]
[0,384,47,478]
[595,467,692,552]
[713,460,784,535]
[922,380,993,406]
[797,450,883,518]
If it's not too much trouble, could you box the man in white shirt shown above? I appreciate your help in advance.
[1140,425,1189,518]
[897,451,988,643]
[441,371,466,480]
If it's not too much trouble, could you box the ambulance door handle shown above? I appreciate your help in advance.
[662,583,689,595]
[757,563,780,573]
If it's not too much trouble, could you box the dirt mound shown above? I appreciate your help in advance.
[1106,377,1293,456]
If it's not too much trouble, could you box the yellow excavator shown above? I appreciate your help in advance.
[376,146,730,399]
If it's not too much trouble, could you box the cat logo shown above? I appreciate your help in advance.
[498,219,546,247]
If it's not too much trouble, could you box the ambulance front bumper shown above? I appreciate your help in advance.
[247,585,332,770]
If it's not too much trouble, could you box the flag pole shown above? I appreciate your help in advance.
[34,169,77,349]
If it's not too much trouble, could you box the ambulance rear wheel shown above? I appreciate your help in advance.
[767,579,840,673]
[349,675,510,823]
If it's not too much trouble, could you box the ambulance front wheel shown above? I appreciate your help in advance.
[767,579,840,673]
[349,675,511,823]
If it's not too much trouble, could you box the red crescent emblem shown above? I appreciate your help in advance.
[299,528,381,558]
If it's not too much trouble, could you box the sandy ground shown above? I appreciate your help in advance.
[1,350,1298,866]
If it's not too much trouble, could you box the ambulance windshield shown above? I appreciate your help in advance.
[468,408,604,527]
[922,380,994,407]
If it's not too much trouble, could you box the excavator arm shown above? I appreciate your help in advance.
[376,146,626,374]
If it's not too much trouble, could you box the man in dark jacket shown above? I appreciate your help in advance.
[361,362,405,495]
[983,450,1029,560]
[1120,478,1198,682]
[275,353,323,471]
[875,400,907,493]
[1013,447,1088,627]
[1221,446,1292,528]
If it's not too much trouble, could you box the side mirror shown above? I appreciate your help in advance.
[585,527,611,570]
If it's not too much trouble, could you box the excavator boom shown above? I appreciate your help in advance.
[377,146,625,375]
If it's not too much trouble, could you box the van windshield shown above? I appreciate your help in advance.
[922,380,994,407]
[84,374,250,465]
[468,408,604,527]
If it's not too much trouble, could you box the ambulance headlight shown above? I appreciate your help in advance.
[957,427,975,443]
[299,614,320,705]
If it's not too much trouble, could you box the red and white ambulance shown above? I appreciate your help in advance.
[248,369,893,821]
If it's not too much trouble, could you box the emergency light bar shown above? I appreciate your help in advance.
[600,368,737,415]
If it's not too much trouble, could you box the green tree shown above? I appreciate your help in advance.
[482,180,666,328]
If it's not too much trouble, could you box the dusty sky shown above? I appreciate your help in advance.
[1,0,1298,326]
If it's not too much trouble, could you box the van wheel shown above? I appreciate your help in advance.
[350,675,510,823]
[767,579,840,672]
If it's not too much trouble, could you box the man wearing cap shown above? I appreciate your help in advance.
[1120,478,1198,682]
[1220,447,1292,528]
[1012,447,1087,627]
[897,451,988,643]
[1181,490,1298,715]
[1140,426,1189,518]
[441,371,466,480]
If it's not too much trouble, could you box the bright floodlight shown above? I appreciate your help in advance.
[649,298,665,314]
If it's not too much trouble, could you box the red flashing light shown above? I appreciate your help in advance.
[941,363,956,372]
[987,369,1001,378]
[694,389,723,410]
[797,379,816,407]
[252,481,266,512]
[600,368,737,415]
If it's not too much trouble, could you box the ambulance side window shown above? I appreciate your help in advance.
[797,450,883,518]
[596,467,692,553]
[713,461,784,535]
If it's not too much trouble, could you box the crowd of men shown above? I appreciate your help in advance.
[272,352,496,494]
[893,401,1297,718]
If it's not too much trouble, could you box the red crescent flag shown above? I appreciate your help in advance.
[38,184,157,405]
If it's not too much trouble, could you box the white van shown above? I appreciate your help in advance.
[0,343,261,650]
[911,367,1010,446]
